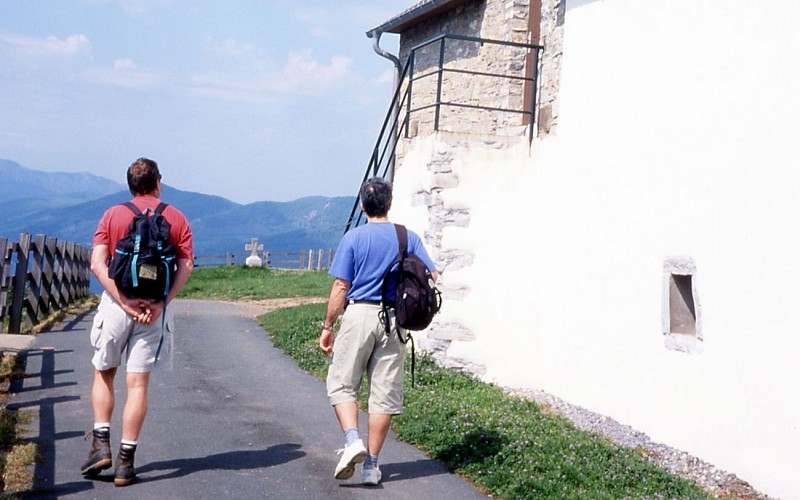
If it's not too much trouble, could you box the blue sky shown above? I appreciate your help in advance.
[0,1,413,203]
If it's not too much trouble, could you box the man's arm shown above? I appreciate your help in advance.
[319,278,351,355]
[168,257,194,302]
[145,257,193,320]
[90,244,149,321]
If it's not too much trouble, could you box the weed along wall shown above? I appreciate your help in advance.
[386,1,800,498]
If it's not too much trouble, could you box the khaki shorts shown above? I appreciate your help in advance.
[90,292,174,372]
[326,303,406,414]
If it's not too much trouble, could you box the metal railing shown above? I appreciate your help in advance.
[345,34,543,232]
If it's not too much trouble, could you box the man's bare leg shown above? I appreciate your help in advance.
[121,371,150,441]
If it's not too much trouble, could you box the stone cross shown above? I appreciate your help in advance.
[245,238,263,256]
[245,238,264,267]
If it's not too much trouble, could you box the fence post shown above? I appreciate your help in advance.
[9,233,31,334]
[307,250,313,271]
[44,236,58,312]
[78,245,90,296]
[226,253,232,266]
[263,251,270,268]
[28,234,47,325]
[317,249,323,271]
[54,240,68,309]
[64,241,76,303]
[0,237,9,326]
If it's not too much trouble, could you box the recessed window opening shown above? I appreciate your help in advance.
[668,274,696,335]
[662,256,702,354]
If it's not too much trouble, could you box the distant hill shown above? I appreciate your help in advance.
[0,159,354,256]
[0,158,125,204]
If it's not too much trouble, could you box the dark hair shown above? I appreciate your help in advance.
[127,157,161,195]
[360,177,393,217]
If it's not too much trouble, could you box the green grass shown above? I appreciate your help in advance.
[257,303,332,379]
[0,354,37,496]
[259,303,710,500]
[178,265,333,300]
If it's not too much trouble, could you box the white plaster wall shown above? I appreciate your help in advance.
[391,1,800,498]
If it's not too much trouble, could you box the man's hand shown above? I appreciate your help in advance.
[119,295,152,323]
[145,300,164,323]
[92,244,156,323]
[127,298,166,324]
[319,328,334,355]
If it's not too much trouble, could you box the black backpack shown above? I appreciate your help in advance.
[109,202,176,301]
[380,224,442,384]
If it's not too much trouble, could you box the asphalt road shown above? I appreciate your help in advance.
[9,299,487,499]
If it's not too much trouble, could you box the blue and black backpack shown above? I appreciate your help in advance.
[109,202,176,301]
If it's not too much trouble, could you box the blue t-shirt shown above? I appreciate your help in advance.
[329,222,436,302]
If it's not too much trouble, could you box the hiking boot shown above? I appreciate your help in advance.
[362,465,382,486]
[334,439,367,480]
[80,428,112,477]
[113,445,137,486]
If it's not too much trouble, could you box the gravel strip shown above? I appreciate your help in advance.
[505,388,773,499]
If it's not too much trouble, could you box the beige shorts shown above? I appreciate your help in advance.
[90,292,174,372]
[326,303,406,414]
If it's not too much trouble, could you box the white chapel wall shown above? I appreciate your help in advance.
[389,0,800,498]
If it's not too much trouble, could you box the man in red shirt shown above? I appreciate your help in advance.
[81,158,193,486]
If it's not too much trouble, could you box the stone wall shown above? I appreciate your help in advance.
[396,0,533,138]
[392,132,528,375]
[536,0,564,135]
[390,0,559,371]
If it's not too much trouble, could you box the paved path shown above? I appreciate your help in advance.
[8,300,487,499]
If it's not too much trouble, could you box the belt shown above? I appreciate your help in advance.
[346,300,394,308]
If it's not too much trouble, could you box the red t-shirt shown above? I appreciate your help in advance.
[93,195,193,260]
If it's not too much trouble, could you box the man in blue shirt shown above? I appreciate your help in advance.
[319,177,438,486]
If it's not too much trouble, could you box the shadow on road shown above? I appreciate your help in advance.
[132,443,305,482]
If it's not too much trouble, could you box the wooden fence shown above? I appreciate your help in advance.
[194,249,335,270]
[0,233,91,334]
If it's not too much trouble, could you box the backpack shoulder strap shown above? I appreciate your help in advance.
[380,223,407,333]
[121,202,142,216]
[394,224,408,258]
[154,202,169,215]
[381,225,403,305]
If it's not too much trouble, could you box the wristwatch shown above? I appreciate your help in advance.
[321,323,333,331]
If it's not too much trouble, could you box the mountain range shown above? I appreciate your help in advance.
[0,159,354,258]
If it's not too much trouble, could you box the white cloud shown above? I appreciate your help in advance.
[113,58,138,70]
[280,50,352,91]
[371,67,396,85]
[187,50,354,103]
[85,60,164,89]
[0,32,91,60]
[205,36,256,60]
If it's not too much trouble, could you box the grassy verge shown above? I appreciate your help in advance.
[0,353,36,497]
[178,265,333,300]
[260,302,710,500]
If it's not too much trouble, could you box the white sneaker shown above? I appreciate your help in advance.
[362,465,382,486]
[334,439,367,480]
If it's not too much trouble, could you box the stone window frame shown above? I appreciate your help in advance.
[662,256,703,354]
